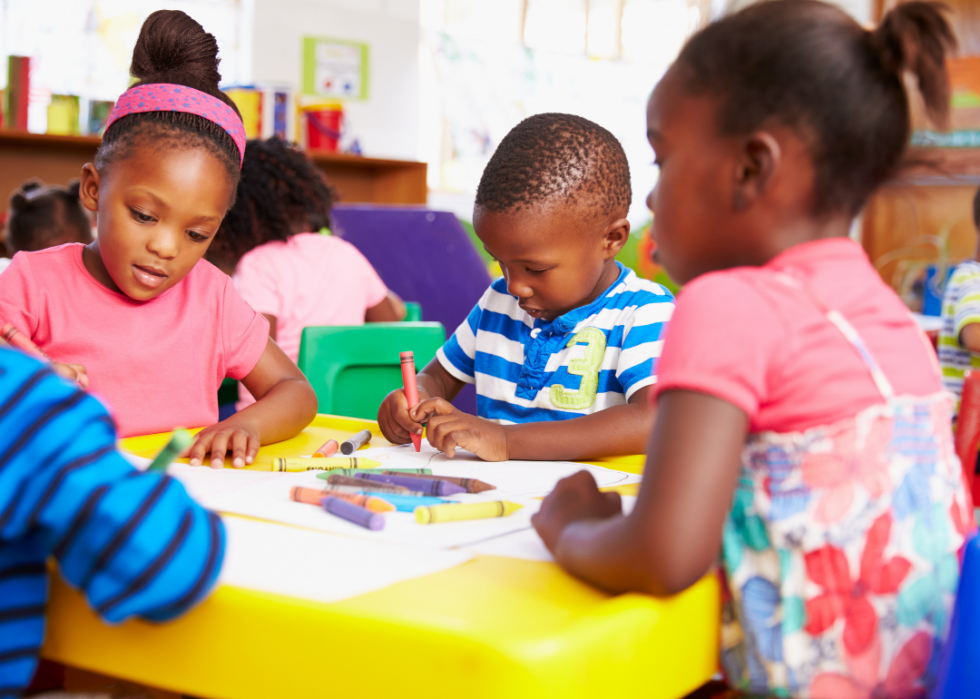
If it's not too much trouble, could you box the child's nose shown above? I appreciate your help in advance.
[146,228,180,259]
[506,276,533,299]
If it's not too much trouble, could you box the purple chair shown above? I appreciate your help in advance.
[331,205,492,414]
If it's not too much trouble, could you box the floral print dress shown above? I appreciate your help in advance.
[720,277,974,698]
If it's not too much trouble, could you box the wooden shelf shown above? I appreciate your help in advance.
[0,131,427,214]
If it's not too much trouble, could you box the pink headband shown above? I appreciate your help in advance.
[104,83,246,167]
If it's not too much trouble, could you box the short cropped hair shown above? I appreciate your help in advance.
[475,113,631,218]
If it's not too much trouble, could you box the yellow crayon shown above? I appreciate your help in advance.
[272,457,382,472]
[414,500,523,524]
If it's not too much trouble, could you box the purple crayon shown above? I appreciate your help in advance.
[322,496,385,530]
[355,472,466,496]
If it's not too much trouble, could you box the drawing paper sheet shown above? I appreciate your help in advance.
[460,496,637,562]
[218,516,473,603]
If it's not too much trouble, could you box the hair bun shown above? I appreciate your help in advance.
[66,180,81,199]
[9,192,28,212]
[871,1,955,126]
[20,179,42,194]
[130,10,222,91]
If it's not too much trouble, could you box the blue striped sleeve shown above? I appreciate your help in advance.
[437,285,493,384]
[614,293,674,399]
[0,349,225,697]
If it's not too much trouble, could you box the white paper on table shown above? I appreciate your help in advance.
[353,439,640,497]
[460,496,638,562]
[163,464,543,549]
[218,516,473,603]
[123,453,153,471]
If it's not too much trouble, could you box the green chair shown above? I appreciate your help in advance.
[297,322,446,419]
[403,301,422,322]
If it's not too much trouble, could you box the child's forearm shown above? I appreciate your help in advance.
[555,515,664,594]
[504,399,654,461]
[416,359,465,403]
[233,376,318,444]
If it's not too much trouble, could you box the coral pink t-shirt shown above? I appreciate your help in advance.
[0,244,269,437]
[654,238,940,433]
[233,233,388,362]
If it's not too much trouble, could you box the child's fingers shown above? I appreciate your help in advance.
[187,432,213,467]
[411,397,455,422]
[246,434,260,465]
[601,490,623,515]
[209,431,232,469]
[230,430,249,468]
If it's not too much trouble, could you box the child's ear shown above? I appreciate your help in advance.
[601,217,631,259]
[732,132,781,212]
[78,164,101,214]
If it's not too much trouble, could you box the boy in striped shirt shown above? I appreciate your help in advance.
[939,186,980,419]
[0,346,224,698]
[379,113,674,461]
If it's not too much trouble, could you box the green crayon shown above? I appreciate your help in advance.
[147,429,193,472]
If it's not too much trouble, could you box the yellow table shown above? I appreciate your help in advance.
[42,415,720,699]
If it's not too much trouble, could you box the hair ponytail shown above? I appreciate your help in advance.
[675,0,956,217]
[872,2,956,127]
[95,10,241,183]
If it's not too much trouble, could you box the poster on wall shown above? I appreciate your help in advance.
[302,37,369,100]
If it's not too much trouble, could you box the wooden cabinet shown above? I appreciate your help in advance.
[0,132,427,216]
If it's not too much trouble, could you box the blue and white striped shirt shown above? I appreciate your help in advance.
[0,349,225,698]
[437,263,674,424]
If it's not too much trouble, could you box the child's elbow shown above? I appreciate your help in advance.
[296,377,319,422]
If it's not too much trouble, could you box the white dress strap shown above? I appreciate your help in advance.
[772,272,896,400]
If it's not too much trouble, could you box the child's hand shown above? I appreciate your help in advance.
[186,419,261,469]
[532,471,622,553]
[378,387,426,444]
[52,362,89,389]
[414,397,508,461]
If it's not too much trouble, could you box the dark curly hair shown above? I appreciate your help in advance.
[94,10,243,185]
[676,0,955,217]
[206,137,337,272]
[6,179,92,253]
[475,113,631,219]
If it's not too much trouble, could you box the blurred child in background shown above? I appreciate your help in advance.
[208,137,405,409]
[1,179,93,273]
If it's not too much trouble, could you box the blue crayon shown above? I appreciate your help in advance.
[373,493,447,513]
[355,473,466,496]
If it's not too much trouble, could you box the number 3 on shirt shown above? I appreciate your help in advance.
[550,327,607,410]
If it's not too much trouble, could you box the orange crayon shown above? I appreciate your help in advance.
[313,439,339,458]
[1,322,48,359]
[289,486,395,513]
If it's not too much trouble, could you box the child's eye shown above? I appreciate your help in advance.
[130,208,155,224]
[187,230,209,242]
[526,267,549,275]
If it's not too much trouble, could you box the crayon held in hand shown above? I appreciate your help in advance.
[313,439,339,458]
[340,429,372,455]
[317,467,433,479]
[322,496,385,530]
[290,486,394,513]
[272,457,381,472]
[401,350,422,452]
[382,472,495,493]
[326,474,412,494]
[1,322,48,359]
[148,429,193,472]
[414,500,523,524]
[356,473,465,496]
[374,493,447,512]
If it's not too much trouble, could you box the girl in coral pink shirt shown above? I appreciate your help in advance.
[0,11,317,465]
[532,2,972,697]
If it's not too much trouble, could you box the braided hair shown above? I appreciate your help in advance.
[94,10,242,185]
[207,137,337,272]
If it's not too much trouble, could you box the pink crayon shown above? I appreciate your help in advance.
[400,351,422,452]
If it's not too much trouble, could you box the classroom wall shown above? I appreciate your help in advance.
[249,0,420,161]
[722,0,872,23]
